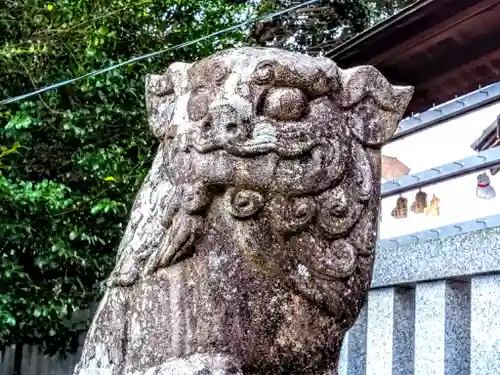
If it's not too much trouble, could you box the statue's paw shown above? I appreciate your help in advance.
[109,247,153,286]
[108,269,138,287]
[142,249,163,276]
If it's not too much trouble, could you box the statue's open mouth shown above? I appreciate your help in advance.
[190,121,318,157]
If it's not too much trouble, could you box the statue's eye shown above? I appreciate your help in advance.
[253,61,275,84]
[149,75,174,97]
[228,189,264,218]
[262,88,307,121]
[212,65,227,85]
[188,91,210,121]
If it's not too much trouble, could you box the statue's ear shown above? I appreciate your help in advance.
[145,62,191,139]
[337,66,413,146]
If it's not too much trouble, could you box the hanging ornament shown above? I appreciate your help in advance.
[382,155,410,181]
[391,195,408,219]
[410,190,427,214]
[424,194,440,216]
[476,172,496,199]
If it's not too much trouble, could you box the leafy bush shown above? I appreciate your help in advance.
[0,0,253,354]
[250,0,414,52]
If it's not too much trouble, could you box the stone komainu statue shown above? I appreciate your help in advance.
[73,47,413,375]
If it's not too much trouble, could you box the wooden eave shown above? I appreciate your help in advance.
[471,115,500,175]
[471,118,500,151]
[328,0,500,116]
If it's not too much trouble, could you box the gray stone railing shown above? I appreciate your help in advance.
[339,215,500,375]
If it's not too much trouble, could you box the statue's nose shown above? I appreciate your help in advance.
[207,103,248,137]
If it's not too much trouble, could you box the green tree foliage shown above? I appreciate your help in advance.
[366,0,415,25]
[0,0,254,355]
[250,0,368,52]
[250,0,414,54]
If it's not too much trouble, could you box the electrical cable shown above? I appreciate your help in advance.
[0,0,319,106]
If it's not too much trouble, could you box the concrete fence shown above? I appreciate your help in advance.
[0,309,91,375]
[0,333,86,375]
[2,215,500,375]
[339,216,500,375]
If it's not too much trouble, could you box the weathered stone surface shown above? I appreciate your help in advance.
[73,47,413,375]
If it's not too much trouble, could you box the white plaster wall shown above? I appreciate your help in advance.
[380,101,500,239]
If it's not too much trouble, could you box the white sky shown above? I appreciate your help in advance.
[379,100,500,239]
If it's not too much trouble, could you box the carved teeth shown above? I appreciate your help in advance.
[249,123,277,142]
[222,122,278,154]
[251,122,277,140]
[241,136,277,147]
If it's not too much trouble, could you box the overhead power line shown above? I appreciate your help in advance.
[0,0,319,106]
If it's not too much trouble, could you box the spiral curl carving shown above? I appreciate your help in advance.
[292,235,358,280]
[227,188,265,218]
